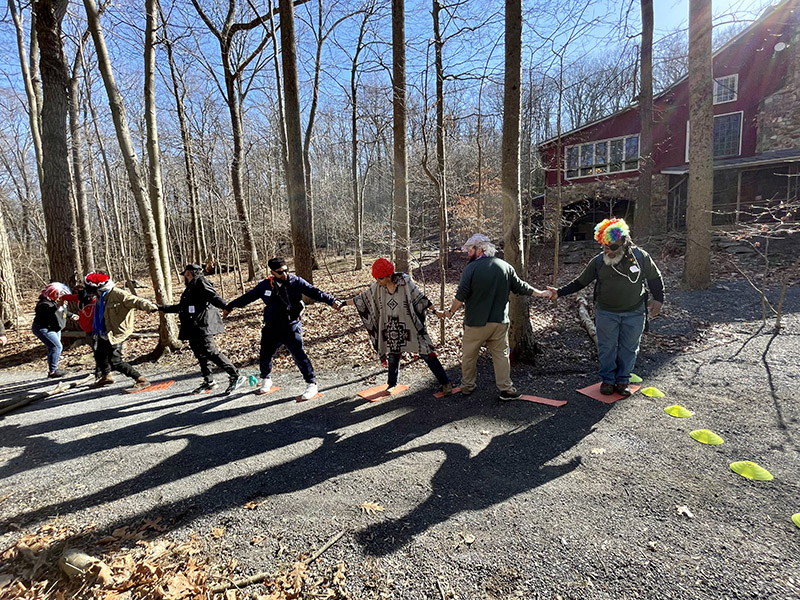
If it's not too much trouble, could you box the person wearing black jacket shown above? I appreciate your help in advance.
[223,257,341,400]
[158,264,242,394]
[32,282,77,378]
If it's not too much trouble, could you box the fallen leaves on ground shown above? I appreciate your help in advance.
[359,502,385,515]
[0,522,353,600]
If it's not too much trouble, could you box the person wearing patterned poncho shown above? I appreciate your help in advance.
[346,258,452,396]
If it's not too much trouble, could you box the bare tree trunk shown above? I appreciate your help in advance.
[84,0,179,352]
[69,38,95,273]
[162,25,202,262]
[392,0,410,272]
[145,0,173,301]
[502,0,535,361]
[684,0,713,289]
[9,0,44,187]
[35,0,79,284]
[0,207,20,329]
[350,22,364,271]
[279,0,314,281]
[635,0,654,237]
[85,73,131,285]
[301,0,325,271]
[433,0,448,342]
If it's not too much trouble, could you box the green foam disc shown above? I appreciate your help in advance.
[792,513,800,529]
[690,429,724,445]
[664,404,693,418]
[641,386,665,397]
[730,461,773,481]
[630,373,643,383]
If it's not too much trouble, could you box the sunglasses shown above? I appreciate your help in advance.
[272,268,289,274]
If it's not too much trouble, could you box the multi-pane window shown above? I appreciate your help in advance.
[685,111,743,160]
[713,112,742,157]
[713,74,738,104]
[565,134,639,179]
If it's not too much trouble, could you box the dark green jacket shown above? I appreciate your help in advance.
[455,256,535,327]
[557,247,664,312]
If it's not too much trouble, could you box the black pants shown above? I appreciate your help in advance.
[260,321,314,383]
[94,337,141,380]
[387,353,450,388]
[188,334,238,382]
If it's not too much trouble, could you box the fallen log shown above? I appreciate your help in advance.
[577,296,598,348]
[0,379,84,417]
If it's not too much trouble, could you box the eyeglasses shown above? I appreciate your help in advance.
[272,268,289,274]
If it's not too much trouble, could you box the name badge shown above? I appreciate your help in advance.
[630,265,640,273]
[188,305,195,313]
[264,290,272,297]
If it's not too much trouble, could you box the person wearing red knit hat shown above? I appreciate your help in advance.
[344,258,452,396]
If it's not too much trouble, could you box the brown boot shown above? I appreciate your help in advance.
[90,374,115,388]
[129,377,151,391]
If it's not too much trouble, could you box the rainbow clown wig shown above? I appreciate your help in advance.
[594,218,630,246]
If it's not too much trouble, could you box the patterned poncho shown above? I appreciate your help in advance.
[352,273,436,357]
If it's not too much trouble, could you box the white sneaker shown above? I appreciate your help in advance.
[300,382,318,401]
[259,377,273,394]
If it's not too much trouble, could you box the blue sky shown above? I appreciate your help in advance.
[653,0,773,34]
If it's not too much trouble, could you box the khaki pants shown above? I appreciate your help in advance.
[461,322,512,392]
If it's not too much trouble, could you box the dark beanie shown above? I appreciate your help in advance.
[182,264,203,275]
[267,257,287,271]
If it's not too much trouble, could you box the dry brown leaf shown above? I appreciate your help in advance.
[288,561,308,594]
[250,536,264,545]
[243,499,265,510]
[89,560,114,586]
[0,494,11,503]
[359,502,385,515]
[211,527,226,539]
[141,516,167,532]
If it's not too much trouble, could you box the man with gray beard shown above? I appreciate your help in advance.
[546,218,663,397]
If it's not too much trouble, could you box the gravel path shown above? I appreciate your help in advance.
[1,278,799,599]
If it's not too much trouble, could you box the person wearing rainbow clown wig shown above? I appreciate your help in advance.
[546,218,664,397]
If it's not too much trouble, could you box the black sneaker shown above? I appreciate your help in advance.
[224,376,244,395]
[192,380,218,394]
[48,369,67,378]
[600,382,615,395]
[498,388,522,401]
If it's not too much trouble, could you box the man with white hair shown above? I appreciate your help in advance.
[441,234,549,400]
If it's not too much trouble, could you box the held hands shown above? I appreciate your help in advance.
[647,300,662,318]
[72,314,80,321]
[545,286,558,301]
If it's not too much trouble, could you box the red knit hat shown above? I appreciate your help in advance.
[371,258,394,279]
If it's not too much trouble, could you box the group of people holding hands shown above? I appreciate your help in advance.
[29,217,663,402]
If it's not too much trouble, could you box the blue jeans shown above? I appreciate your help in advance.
[260,321,314,383]
[595,306,646,384]
[32,323,62,373]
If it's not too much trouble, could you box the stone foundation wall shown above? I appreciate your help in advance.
[542,174,668,238]
[757,29,800,151]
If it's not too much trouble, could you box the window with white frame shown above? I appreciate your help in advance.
[685,111,743,160]
[713,112,742,157]
[713,74,738,104]
[565,134,639,179]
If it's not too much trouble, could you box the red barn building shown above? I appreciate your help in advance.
[537,0,800,239]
